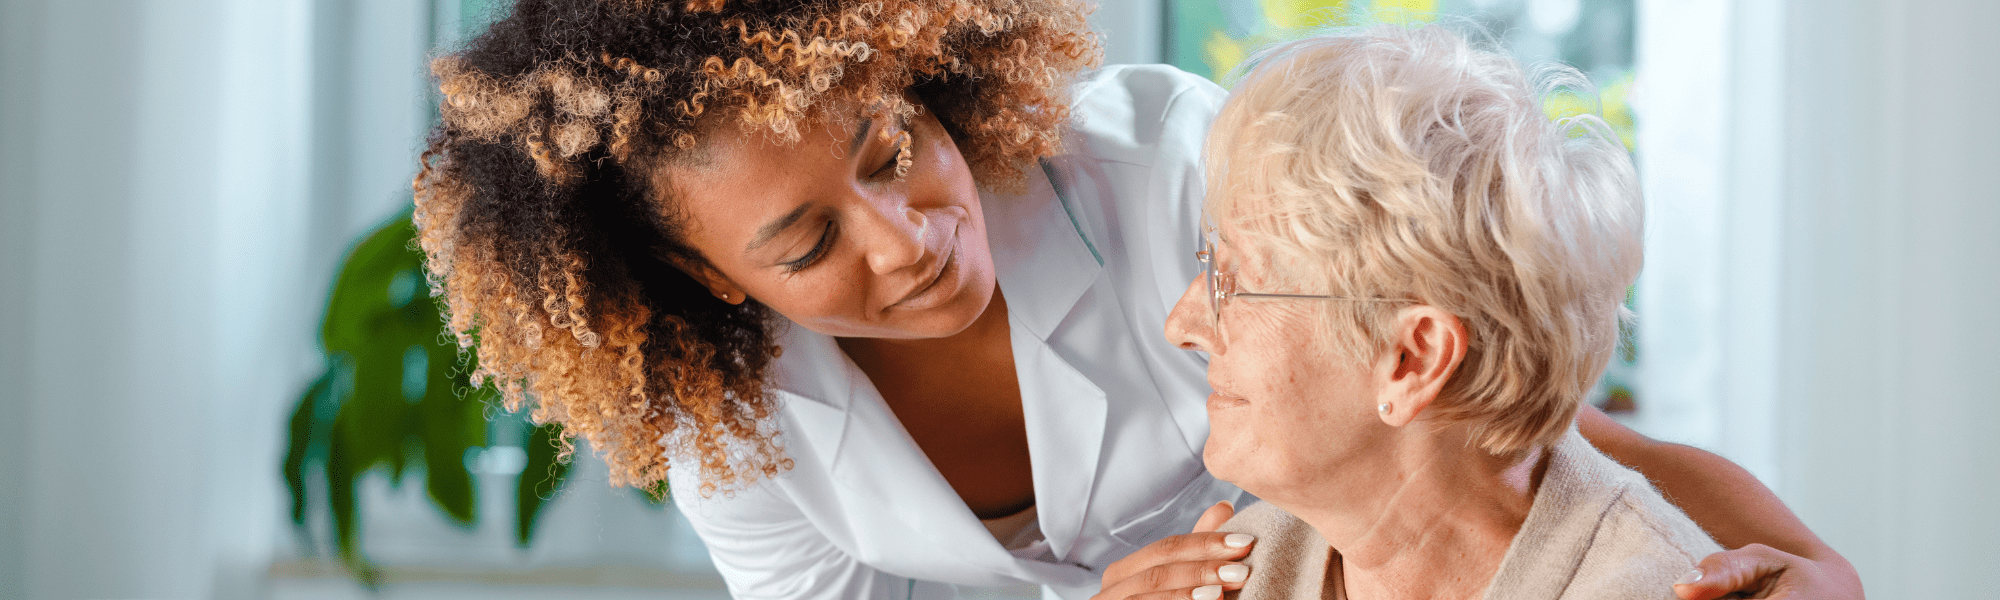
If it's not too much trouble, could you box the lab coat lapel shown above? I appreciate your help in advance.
[984,162,1108,563]
[770,324,1015,577]
[767,324,851,454]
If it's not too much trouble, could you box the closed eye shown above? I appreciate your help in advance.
[870,149,899,179]
[782,220,838,273]
[868,118,913,180]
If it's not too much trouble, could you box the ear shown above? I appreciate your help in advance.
[1374,305,1467,426]
[666,253,748,305]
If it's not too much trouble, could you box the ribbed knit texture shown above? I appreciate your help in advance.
[1218,429,1721,600]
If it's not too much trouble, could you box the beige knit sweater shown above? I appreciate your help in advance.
[1218,429,1722,600]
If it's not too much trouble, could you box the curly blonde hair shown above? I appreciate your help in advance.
[413,0,1099,492]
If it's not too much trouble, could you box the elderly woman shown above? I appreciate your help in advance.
[1163,25,1720,599]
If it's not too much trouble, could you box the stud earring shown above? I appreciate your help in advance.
[1377,403,1391,415]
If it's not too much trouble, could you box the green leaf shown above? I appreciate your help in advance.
[326,415,368,573]
[423,448,478,526]
[323,215,423,353]
[421,344,485,526]
[339,346,410,483]
[285,370,335,527]
[515,422,571,546]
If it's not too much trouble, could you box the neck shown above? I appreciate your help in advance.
[1279,422,1546,600]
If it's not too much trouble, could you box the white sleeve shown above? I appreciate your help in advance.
[671,468,954,600]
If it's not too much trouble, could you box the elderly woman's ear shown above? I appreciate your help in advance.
[1374,305,1468,426]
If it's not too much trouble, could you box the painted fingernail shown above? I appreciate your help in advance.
[1675,568,1704,585]
[1219,564,1249,583]
[1223,533,1255,548]
[1192,584,1223,600]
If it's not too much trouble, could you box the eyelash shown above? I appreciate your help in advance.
[782,119,910,273]
[870,150,898,178]
[783,220,838,273]
[871,123,914,180]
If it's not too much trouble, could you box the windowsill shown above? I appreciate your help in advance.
[268,558,730,588]
[266,559,1045,599]
[266,559,733,600]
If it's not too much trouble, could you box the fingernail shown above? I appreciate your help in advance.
[1218,564,1249,583]
[1223,533,1255,548]
[1192,584,1223,600]
[1675,568,1704,585]
[1218,500,1235,510]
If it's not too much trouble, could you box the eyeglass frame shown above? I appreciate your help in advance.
[1195,229,1403,329]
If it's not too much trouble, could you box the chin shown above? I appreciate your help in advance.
[906,271,997,339]
[944,259,998,320]
[1203,433,1300,502]
[1201,437,1253,489]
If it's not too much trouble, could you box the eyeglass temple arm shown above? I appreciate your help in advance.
[1229,292,1404,302]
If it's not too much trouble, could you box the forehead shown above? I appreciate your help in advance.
[700,95,902,150]
[1207,219,1267,272]
[1205,136,1290,231]
[645,106,894,247]
[657,108,866,184]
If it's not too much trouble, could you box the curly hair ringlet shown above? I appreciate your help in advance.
[412,0,1101,495]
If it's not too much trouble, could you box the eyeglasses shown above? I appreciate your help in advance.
[1196,231,1401,328]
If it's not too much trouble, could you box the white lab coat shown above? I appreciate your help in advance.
[671,64,1242,600]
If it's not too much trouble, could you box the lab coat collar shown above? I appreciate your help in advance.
[764,163,1109,583]
[984,161,1108,564]
[770,327,1013,580]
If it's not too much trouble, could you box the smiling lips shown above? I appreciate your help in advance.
[892,223,960,309]
[1208,387,1251,410]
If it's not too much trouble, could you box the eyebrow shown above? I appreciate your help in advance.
[745,117,874,254]
[747,203,812,253]
[848,116,875,157]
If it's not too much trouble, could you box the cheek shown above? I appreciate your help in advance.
[912,115,982,214]
[1202,349,1305,474]
[745,271,872,331]
[1229,315,1324,398]
[1202,314,1355,480]
[953,208,996,279]
[1205,395,1346,493]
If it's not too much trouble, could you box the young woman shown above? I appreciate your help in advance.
[412,1,1859,599]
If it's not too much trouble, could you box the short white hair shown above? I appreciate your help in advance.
[1205,23,1643,455]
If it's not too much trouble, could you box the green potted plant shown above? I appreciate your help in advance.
[281,209,573,585]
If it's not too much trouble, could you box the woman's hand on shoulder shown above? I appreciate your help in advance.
[1674,543,1865,600]
[1094,502,1255,600]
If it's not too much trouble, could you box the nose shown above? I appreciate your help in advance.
[1164,272,1219,354]
[861,204,927,276]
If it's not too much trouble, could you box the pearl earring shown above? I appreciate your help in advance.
[1377,403,1391,415]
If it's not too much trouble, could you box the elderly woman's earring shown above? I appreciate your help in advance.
[1378,403,1391,416]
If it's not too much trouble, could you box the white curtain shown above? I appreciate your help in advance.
[0,0,429,597]
[1637,0,2000,594]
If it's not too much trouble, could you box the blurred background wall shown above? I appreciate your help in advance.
[2,0,320,598]
[1,0,1995,598]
